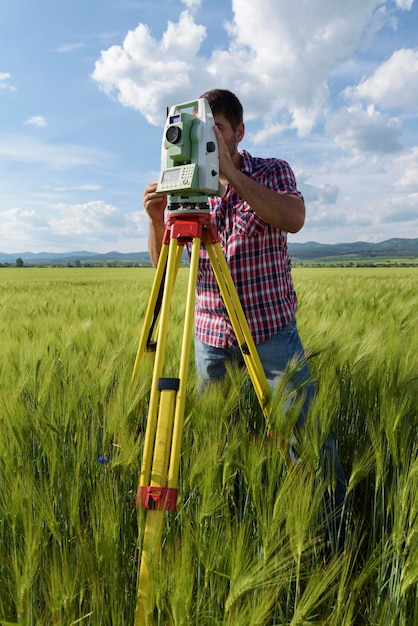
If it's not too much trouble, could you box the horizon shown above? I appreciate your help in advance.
[1,236,417,260]
[1,0,417,253]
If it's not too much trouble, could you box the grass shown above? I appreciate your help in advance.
[0,267,417,625]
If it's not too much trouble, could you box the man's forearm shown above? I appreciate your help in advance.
[148,219,165,267]
[227,168,305,233]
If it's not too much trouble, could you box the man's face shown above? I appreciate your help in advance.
[214,113,244,158]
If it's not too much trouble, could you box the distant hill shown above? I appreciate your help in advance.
[0,250,151,265]
[1,250,98,262]
[288,238,418,263]
[1,238,417,266]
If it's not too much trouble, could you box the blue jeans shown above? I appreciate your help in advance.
[195,318,313,429]
[194,318,348,552]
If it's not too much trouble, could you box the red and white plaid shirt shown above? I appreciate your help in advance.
[195,149,302,348]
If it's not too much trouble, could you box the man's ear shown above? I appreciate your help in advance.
[236,122,245,143]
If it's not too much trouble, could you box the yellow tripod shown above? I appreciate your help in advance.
[131,207,272,625]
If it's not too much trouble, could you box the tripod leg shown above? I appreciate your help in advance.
[136,380,178,626]
[140,237,183,490]
[135,238,181,626]
[168,236,200,488]
[135,237,200,625]
[206,242,271,420]
[131,243,169,384]
[132,239,186,386]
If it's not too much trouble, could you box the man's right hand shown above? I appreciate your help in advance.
[143,181,167,225]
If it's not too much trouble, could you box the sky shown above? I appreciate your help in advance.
[1,0,417,254]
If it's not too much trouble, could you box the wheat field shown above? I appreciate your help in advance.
[0,267,417,625]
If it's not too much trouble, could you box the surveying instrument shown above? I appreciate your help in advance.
[132,98,272,625]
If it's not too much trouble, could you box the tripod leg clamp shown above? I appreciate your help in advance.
[136,486,178,511]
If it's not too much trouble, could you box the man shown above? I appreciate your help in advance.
[143,88,347,553]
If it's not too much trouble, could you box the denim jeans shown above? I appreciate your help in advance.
[194,318,348,552]
[195,318,314,417]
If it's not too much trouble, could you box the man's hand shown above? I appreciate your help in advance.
[143,181,167,226]
[213,125,236,181]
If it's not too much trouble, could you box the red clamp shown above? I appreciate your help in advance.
[136,486,178,511]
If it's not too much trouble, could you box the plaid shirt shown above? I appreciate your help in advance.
[195,149,302,348]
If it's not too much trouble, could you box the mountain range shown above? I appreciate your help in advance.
[1,238,417,265]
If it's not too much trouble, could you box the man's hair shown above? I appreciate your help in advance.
[199,89,243,131]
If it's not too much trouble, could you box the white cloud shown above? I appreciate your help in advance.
[92,11,207,125]
[298,175,340,205]
[249,122,291,145]
[288,124,418,243]
[0,72,16,91]
[42,183,102,192]
[380,193,418,224]
[395,0,414,8]
[392,147,418,189]
[24,116,47,127]
[48,200,149,244]
[56,42,86,53]
[0,201,149,253]
[51,201,127,235]
[344,48,418,111]
[326,104,403,153]
[92,0,402,136]
[182,0,202,10]
[1,206,49,229]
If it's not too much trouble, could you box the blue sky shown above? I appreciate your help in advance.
[1,0,417,253]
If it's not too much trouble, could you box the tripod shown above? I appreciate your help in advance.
[131,204,272,625]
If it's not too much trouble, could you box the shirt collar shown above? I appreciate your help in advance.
[239,149,253,175]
